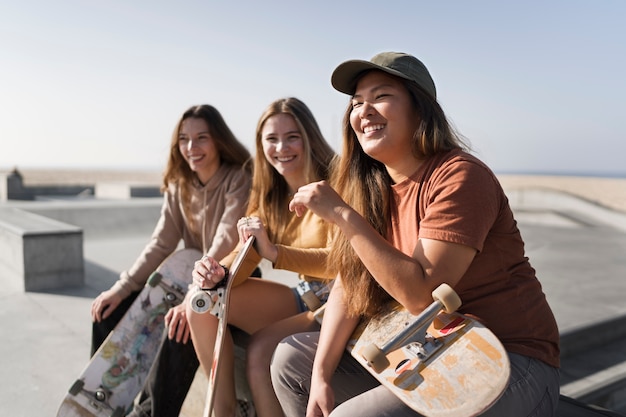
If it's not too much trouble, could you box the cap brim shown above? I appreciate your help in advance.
[331,59,413,95]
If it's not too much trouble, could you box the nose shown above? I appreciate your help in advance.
[186,138,198,151]
[358,101,375,118]
[275,139,287,152]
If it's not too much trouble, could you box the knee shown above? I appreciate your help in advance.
[268,336,294,380]
[185,302,216,333]
[269,333,317,389]
[269,339,294,395]
[246,333,279,382]
[185,302,200,328]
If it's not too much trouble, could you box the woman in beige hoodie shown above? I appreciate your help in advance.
[90,104,253,417]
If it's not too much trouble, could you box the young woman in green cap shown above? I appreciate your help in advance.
[272,52,560,416]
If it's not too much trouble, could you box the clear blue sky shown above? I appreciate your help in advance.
[1,0,625,176]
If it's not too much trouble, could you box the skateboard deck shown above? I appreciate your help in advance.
[328,284,510,417]
[57,248,201,417]
[189,236,256,417]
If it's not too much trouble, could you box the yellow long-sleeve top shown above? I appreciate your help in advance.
[221,209,334,287]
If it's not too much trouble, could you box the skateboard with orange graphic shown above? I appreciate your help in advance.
[56,249,201,417]
[347,284,510,417]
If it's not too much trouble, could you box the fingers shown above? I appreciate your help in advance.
[90,299,100,322]
[91,293,117,322]
[193,255,224,288]
[193,256,215,287]
[237,216,265,242]
[165,306,189,343]
[288,200,307,217]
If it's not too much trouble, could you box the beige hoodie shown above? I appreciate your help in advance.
[111,163,251,299]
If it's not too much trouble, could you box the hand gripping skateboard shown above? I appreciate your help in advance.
[56,249,201,417]
[188,236,256,417]
[320,283,510,417]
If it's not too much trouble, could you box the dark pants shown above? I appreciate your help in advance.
[90,291,199,417]
[128,336,200,417]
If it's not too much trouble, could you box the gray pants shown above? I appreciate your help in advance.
[271,332,560,417]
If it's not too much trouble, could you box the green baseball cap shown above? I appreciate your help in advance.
[331,51,437,99]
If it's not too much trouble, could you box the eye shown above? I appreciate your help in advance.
[263,135,278,143]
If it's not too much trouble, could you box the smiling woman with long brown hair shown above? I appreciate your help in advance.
[272,52,560,417]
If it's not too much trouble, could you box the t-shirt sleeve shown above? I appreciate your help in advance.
[418,159,501,252]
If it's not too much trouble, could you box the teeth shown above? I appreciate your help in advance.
[276,156,295,162]
[364,124,384,134]
[189,155,203,161]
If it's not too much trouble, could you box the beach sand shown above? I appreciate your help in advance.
[497,174,626,213]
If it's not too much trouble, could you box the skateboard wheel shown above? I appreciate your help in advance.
[68,379,84,396]
[190,290,213,314]
[301,290,322,312]
[148,271,162,287]
[165,292,177,303]
[361,343,390,373]
[432,283,462,313]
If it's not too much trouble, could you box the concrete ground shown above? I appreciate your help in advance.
[1,187,626,416]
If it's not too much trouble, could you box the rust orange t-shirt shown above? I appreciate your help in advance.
[389,149,560,368]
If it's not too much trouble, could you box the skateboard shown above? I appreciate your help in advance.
[56,248,201,417]
[318,283,510,417]
[188,236,256,417]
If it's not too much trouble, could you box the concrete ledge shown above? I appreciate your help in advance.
[7,199,162,239]
[507,188,626,232]
[0,207,84,291]
[95,182,161,199]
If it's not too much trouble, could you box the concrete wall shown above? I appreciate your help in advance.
[0,170,160,201]
[0,207,83,291]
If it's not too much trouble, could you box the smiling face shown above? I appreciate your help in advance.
[178,117,220,184]
[349,70,421,179]
[260,113,306,192]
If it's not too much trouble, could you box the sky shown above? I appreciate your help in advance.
[1,0,625,176]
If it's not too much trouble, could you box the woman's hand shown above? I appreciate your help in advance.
[289,180,349,224]
[306,376,335,417]
[91,288,123,322]
[237,216,277,262]
[192,255,226,289]
[164,303,190,343]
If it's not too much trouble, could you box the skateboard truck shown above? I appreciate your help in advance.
[404,335,443,362]
[360,284,462,373]
[147,271,186,306]
[68,380,125,417]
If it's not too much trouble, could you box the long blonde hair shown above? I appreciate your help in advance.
[248,97,335,242]
[329,78,467,318]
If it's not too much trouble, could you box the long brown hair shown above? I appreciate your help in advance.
[248,97,336,242]
[162,105,252,223]
[329,76,467,318]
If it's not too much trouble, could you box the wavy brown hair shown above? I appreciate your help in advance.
[248,97,336,242]
[162,105,252,226]
[329,76,468,318]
